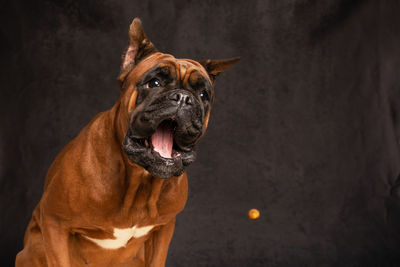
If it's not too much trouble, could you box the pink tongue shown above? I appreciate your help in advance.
[151,124,173,158]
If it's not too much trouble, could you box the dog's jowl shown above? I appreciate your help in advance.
[15,18,239,267]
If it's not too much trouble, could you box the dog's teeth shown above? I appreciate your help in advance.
[172,151,180,157]
[144,139,149,147]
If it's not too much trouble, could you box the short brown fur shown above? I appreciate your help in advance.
[16,18,238,267]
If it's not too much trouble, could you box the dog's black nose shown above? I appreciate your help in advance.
[169,92,193,106]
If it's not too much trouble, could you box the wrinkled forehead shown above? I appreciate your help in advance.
[126,53,211,86]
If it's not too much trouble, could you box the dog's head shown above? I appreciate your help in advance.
[118,18,239,178]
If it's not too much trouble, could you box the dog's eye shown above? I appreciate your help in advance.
[146,78,161,88]
[200,90,209,102]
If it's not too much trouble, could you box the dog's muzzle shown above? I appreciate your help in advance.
[122,89,204,178]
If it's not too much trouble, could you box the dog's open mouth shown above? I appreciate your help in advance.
[122,118,197,178]
[139,119,183,159]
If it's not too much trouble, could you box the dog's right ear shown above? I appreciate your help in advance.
[118,18,157,84]
[199,57,240,85]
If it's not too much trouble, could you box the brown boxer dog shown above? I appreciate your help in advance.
[15,18,239,267]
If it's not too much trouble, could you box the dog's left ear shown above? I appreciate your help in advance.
[119,18,158,84]
[199,57,240,84]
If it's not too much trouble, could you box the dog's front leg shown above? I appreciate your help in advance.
[41,215,71,267]
[147,218,176,267]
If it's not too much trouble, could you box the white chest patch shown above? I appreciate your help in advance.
[84,225,155,249]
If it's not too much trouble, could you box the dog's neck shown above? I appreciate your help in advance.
[110,96,130,145]
[95,100,168,217]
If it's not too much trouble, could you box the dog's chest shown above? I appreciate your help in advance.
[83,224,155,249]
[79,175,187,250]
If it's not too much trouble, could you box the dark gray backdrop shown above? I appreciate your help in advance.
[1,0,400,266]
